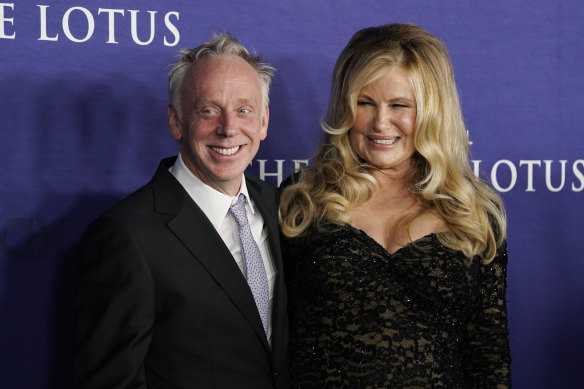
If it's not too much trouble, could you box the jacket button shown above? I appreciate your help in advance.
[273,371,279,379]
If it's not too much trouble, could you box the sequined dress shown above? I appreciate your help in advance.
[283,223,511,388]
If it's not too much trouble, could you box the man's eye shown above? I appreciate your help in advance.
[238,108,251,114]
[201,108,217,116]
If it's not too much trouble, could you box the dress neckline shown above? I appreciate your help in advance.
[345,223,439,257]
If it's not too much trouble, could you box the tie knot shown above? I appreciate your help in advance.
[229,193,248,224]
[236,193,246,205]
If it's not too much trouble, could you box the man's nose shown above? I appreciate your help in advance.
[217,112,237,137]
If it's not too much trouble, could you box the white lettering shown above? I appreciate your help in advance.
[0,3,15,39]
[572,160,584,192]
[491,160,517,192]
[519,160,541,192]
[247,158,583,193]
[37,6,179,46]
[98,8,124,44]
[471,160,481,177]
[129,10,156,46]
[163,11,180,46]
[543,160,567,192]
[62,7,94,43]
[256,159,284,186]
[38,5,58,41]
[293,159,309,172]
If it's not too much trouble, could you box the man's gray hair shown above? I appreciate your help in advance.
[168,32,275,120]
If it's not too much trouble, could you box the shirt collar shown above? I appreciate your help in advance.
[169,153,256,230]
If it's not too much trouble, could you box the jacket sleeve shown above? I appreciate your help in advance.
[74,216,154,389]
[462,241,512,388]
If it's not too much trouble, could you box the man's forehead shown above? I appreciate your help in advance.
[183,56,262,102]
[189,55,257,82]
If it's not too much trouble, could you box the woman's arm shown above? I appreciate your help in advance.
[463,241,512,388]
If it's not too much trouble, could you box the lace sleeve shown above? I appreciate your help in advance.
[463,241,512,388]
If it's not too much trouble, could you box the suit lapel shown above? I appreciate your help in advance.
[150,158,270,350]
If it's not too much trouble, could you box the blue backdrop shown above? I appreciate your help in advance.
[1,1,583,388]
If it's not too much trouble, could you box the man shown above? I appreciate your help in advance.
[74,33,288,389]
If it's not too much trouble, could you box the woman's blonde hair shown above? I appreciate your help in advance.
[279,23,506,262]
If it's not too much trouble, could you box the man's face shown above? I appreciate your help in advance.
[168,55,268,195]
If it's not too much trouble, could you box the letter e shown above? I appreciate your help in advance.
[0,3,15,39]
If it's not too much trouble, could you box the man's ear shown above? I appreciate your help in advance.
[168,104,182,141]
[260,106,269,140]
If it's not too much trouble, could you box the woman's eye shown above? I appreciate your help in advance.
[357,100,373,106]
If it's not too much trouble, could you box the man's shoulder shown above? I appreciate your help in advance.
[93,158,179,224]
[84,183,156,239]
[105,182,155,216]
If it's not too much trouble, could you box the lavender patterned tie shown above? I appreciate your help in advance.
[229,194,269,335]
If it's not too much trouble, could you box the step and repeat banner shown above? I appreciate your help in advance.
[1,1,582,388]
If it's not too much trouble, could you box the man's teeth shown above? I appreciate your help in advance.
[211,146,240,155]
[371,137,398,145]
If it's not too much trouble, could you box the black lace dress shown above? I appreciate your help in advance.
[283,223,511,388]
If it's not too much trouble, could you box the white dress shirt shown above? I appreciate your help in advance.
[169,154,276,345]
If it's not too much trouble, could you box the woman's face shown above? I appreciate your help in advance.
[349,66,417,176]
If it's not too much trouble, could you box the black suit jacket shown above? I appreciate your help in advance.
[75,157,288,389]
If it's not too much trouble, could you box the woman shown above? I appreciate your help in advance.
[279,23,511,388]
